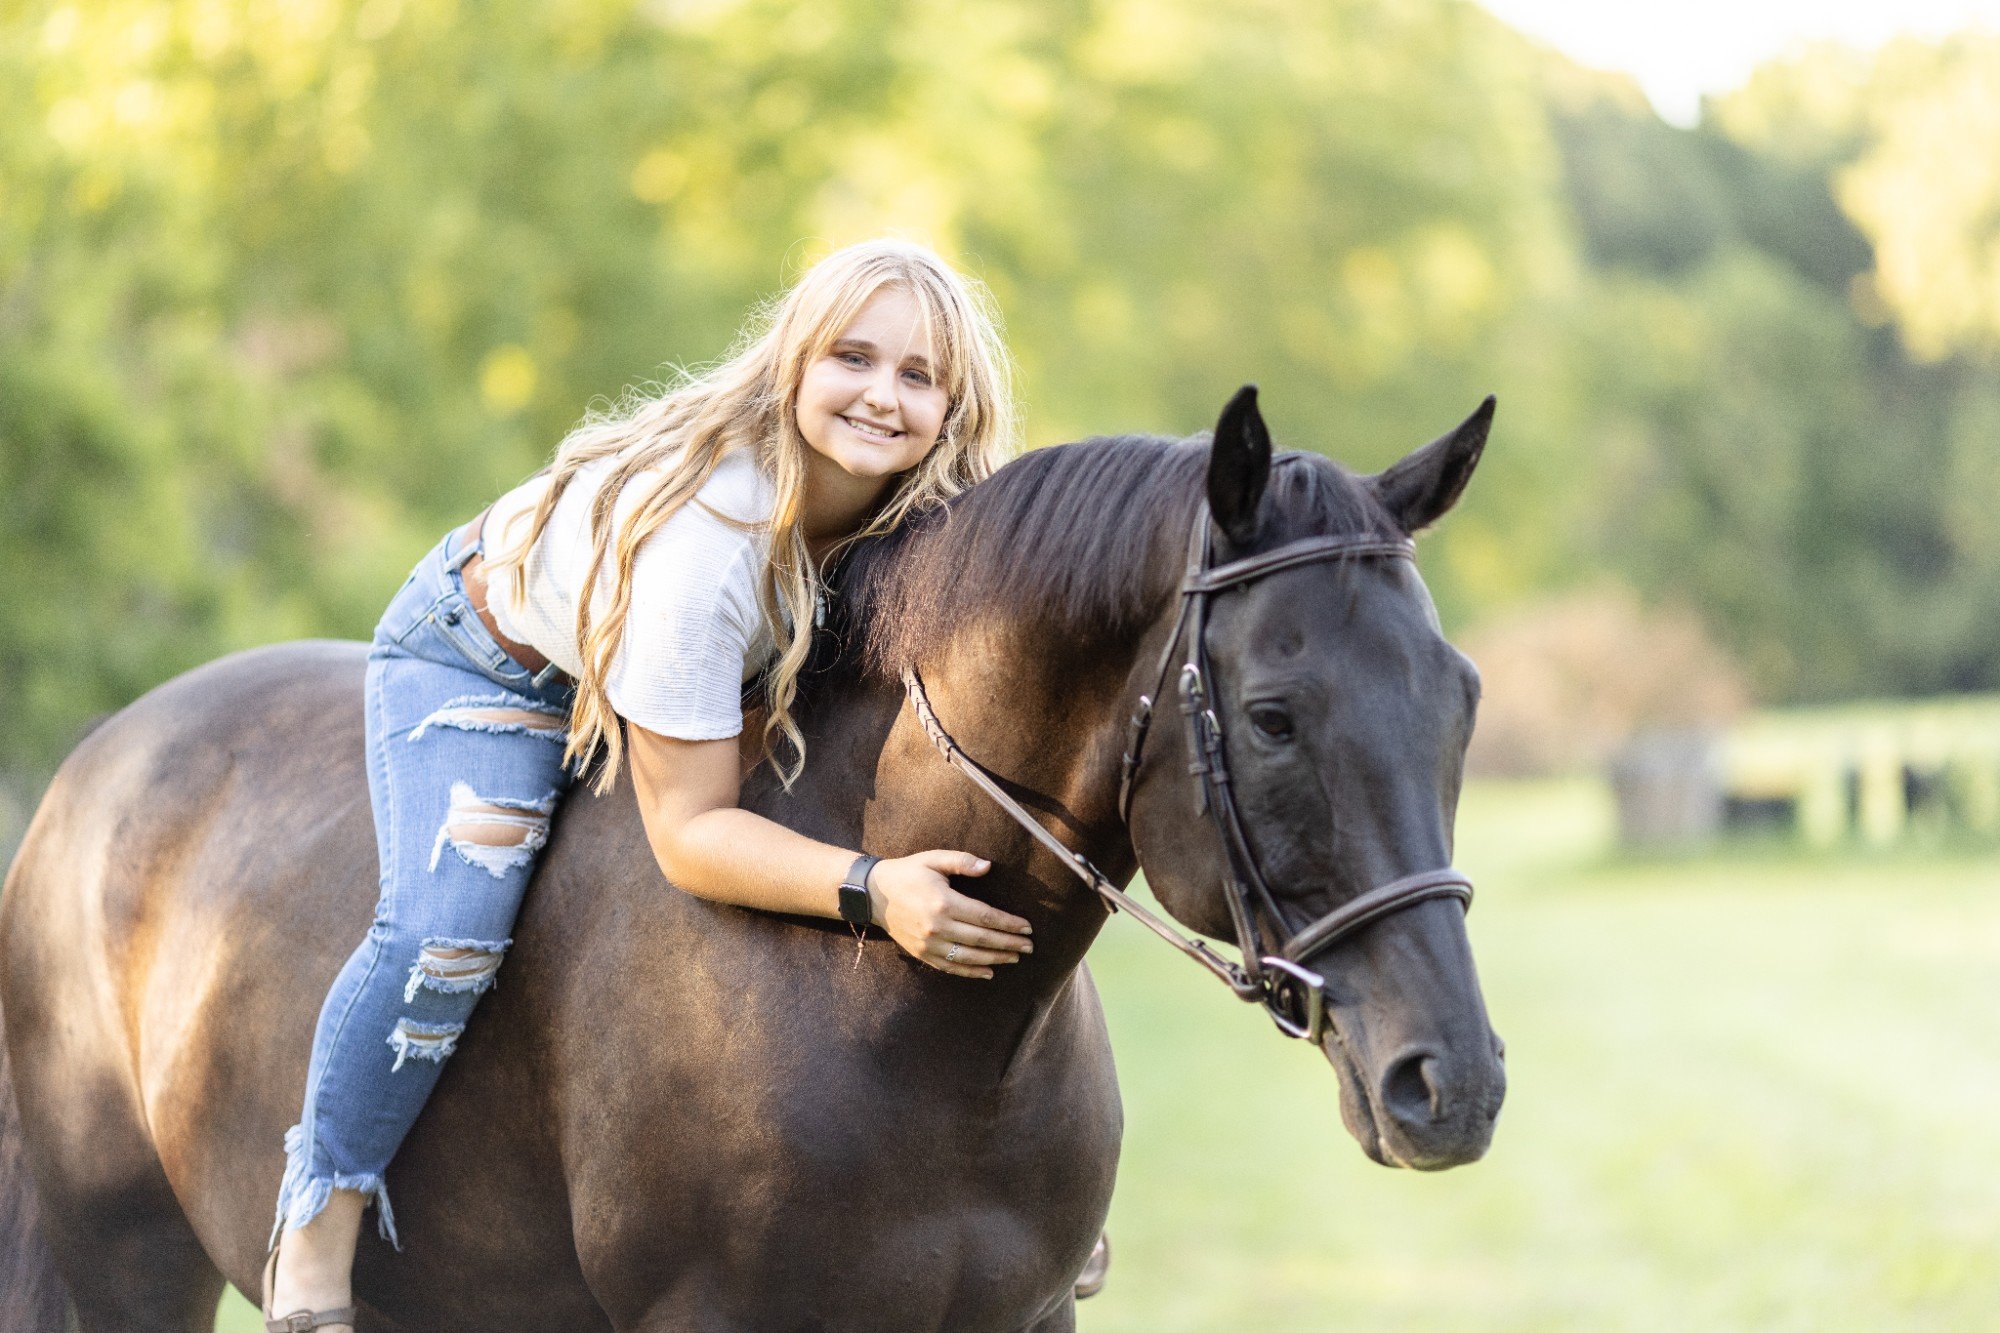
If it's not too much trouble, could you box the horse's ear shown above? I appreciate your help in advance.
[1208,384,1272,545]
[1368,395,1494,535]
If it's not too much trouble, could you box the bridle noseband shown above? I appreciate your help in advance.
[902,495,1473,1043]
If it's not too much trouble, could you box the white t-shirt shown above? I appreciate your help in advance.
[483,449,777,740]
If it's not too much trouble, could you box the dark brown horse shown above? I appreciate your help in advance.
[0,389,1504,1331]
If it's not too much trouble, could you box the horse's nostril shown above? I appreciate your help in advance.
[1493,1034,1507,1062]
[1381,1050,1443,1126]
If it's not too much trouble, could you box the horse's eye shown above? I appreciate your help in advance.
[1248,703,1294,742]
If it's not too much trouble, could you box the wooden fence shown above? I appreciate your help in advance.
[1609,696,2000,848]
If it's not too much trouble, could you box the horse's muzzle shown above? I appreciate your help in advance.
[1322,1015,1506,1170]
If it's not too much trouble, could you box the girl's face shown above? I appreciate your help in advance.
[794,285,950,487]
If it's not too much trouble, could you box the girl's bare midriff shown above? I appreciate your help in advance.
[457,507,561,680]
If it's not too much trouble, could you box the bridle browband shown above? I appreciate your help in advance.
[901,487,1474,1043]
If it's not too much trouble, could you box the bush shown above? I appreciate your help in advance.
[1459,584,1749,777]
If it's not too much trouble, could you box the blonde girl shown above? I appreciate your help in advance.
[264,240,1035,1330]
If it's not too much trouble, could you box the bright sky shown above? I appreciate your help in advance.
[1476,0,2000,124]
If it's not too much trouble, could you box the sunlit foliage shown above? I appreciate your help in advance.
[1720,34,2000,363]
[7,1,2000,794]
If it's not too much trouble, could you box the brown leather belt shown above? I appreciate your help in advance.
[456,507,567,684]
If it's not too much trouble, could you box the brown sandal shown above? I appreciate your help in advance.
[261,1238,358,1333]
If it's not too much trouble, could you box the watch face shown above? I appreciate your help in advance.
[839,882,871,926]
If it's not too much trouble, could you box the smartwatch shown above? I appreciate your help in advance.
[838,853,881,928]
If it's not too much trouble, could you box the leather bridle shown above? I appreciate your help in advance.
[901,490,1474,1043]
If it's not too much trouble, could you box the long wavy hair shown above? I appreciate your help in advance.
[485,239,1018,792]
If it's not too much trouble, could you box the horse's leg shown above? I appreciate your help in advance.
[51,1198,223,1333]
[19,1092,224,1332]
[16,1057,223,1329]
[4,795,226,1329]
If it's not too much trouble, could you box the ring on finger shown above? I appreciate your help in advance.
[945,943,961,964]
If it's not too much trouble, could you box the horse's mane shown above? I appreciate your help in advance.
[833,433,1400,677]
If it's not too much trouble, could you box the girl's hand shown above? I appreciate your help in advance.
[867,851,1033,979]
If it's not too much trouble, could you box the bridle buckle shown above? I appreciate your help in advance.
[1257,955,1327,1042]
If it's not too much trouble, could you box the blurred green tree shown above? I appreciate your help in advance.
[0,0,1575,787]
[7,0,2000,805]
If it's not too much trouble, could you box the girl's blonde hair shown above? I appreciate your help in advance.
[487,238,1017,792]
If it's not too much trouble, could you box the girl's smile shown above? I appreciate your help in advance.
[840,414,904,440]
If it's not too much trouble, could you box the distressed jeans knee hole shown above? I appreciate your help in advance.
[403,936,511,1002]
[427,782,555,877]
[387,1018,464,1071]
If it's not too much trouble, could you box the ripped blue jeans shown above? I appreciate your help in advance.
[275,523,575,1248]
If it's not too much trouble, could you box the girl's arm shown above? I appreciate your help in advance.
[627,724,1033,979]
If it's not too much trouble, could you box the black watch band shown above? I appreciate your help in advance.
[838,853,881,928]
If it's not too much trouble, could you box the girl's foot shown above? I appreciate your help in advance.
[263,1236,357,1331]
[266,1188,364,1332]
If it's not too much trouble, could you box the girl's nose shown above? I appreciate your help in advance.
[861,369,898,413]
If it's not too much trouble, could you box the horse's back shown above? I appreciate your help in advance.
[7,638,374,939]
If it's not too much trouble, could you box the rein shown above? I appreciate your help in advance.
[904,669,1257,995]
[900,498,1474,1043]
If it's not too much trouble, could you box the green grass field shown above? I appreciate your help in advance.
[218,780,2000,1330]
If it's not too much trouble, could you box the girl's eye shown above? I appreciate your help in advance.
[839,351,868,367]
[902,369,933,386]
[1248,703,1294,743]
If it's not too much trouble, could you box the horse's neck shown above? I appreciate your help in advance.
[782,636,1142,1022]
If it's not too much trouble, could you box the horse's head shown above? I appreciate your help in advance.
[1128,387,1504,1170]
